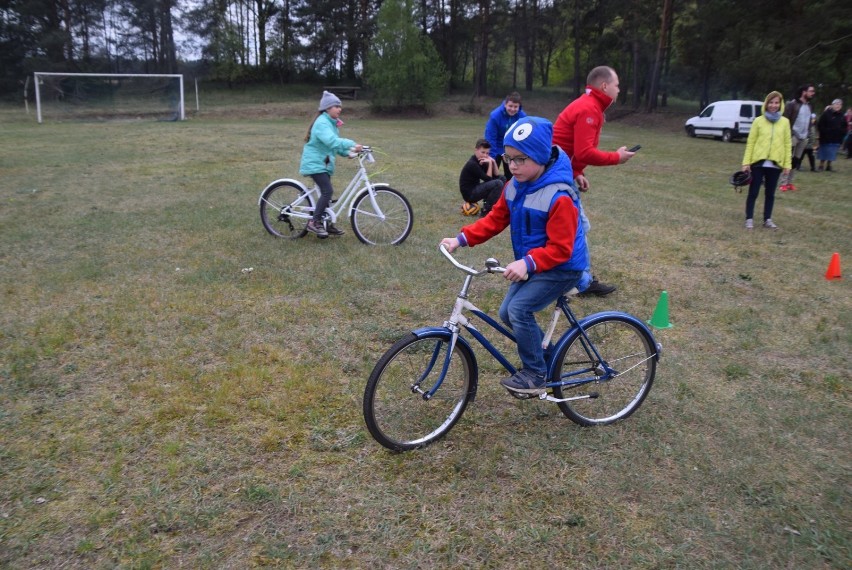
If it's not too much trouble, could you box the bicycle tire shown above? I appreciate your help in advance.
[552,315,656,426]
[350,187,413,245]
[259,181,312,239]
[364,332,476,451]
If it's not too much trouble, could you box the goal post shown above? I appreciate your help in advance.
[33,72,185,124]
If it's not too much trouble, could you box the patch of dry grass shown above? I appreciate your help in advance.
[0,100,849,569]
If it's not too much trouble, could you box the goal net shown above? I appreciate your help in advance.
[33,72,185,123]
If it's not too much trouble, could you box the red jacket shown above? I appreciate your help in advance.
[552,87,619,177]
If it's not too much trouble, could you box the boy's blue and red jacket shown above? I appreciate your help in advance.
[457,147,589,274]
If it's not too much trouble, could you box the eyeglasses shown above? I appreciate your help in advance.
[502,154,529,166]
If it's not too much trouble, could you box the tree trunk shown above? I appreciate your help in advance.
[474,0,490,97]
[646,0,673,112]
[159,0,177,73]
[572,0,581,97]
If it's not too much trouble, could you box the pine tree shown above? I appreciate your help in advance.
[365,0,448,112]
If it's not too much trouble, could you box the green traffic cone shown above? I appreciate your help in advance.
[647,290,673,329]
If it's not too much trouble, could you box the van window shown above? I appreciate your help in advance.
[700,105,714,118]
[754,105,762,117]
[739,104,753,118]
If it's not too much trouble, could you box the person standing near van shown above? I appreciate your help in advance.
[741,91,791,230]
[779,84,815,191]
[552,65,637,297]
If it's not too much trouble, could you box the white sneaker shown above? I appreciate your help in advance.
[745,219,754,229]
[763,219,778,229]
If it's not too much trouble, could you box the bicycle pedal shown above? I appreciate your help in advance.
[505,388,537,400]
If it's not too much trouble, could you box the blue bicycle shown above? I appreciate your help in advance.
[363,245,662,452]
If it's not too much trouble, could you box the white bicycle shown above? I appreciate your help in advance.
[258,147,413,245]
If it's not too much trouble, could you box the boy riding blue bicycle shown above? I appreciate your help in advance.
[441,116,591,395]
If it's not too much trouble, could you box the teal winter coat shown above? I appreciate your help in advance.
[299,112,356,177]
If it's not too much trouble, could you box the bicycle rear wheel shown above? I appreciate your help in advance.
[350,187,413,245]
[552,316,656,426]
[363,332,476,451]
[259,181,312,238]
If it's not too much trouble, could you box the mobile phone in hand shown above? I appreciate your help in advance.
[628,145,641,152]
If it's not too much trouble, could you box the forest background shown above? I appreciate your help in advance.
[1,0,850,111]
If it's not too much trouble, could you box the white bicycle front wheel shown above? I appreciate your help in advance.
[350,187,413,245]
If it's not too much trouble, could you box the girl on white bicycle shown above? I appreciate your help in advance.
[300,91,363,238]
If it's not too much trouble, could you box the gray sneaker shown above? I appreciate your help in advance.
[763,219,778,229]
[306,219,328,237]
[326,223,345,236]
[501,369,546,394]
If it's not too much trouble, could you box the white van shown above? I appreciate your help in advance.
[684,100,764,142]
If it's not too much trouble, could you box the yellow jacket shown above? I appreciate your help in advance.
[742,95,792,169]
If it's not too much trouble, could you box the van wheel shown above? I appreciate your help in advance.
[686,126,696,138]
[721,129,733,143]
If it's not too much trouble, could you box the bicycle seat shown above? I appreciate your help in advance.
[558,270,590,302]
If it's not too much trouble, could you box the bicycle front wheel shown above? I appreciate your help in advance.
[259,181,312,238]
[552,316,656,426]
[350,187,413,245]
[364,332,476,451]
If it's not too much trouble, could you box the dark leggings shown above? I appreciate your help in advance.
[745,165,781,221]
[310,172,334,222]
[801,148,815,171]
[464,179,504,213]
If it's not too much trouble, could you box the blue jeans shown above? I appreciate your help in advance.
[499,269,584,375]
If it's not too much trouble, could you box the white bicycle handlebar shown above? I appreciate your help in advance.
[438,244,508,277]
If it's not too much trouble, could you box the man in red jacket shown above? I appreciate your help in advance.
[552,65,637,297]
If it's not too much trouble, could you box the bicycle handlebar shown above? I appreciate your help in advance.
[438,244,507,277]
[349,146,375,163]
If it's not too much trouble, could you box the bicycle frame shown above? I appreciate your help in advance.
[257,150,390,225]
[416,246,661,403]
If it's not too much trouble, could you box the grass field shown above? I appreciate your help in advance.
[1,96,850,569]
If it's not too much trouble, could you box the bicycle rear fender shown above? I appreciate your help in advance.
[411,326,479,402]
[257,178,309,205]
[550,311,661,372]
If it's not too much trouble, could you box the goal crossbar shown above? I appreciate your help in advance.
[34,72,185,123]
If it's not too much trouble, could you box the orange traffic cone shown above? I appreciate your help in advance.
[825,252,842,280]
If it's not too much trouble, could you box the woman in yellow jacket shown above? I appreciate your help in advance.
[741,91,791,229]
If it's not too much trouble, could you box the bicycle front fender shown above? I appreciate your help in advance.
[411,326,473,351]
[411,327,479,401]
[257,178,309,205]
[349,183,391,209]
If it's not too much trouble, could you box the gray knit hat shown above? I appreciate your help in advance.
[319,91,342,111]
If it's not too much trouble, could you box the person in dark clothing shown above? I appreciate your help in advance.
[458,139,505,216]
[817,99,846,171]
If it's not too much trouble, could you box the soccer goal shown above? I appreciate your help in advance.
[33,72,185,124]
